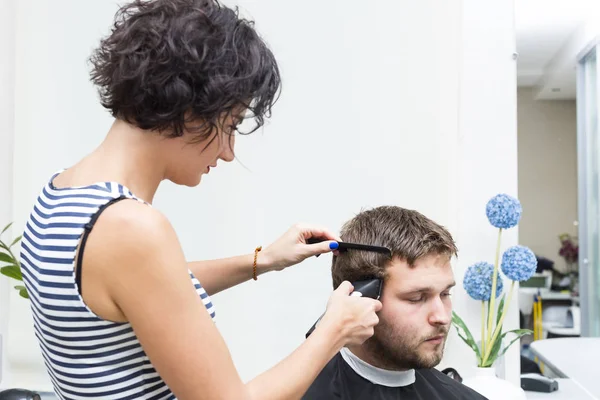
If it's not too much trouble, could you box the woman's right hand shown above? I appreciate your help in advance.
[319,281,383,346]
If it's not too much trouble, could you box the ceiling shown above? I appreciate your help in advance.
[516,0,599,99]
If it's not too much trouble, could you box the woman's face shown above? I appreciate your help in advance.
[164,110,243,187]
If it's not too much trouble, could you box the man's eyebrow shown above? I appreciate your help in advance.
[400,281,456,294]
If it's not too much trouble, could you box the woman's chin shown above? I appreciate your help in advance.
[168,174,203,188]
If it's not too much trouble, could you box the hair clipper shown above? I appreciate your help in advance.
[305,278,382,338]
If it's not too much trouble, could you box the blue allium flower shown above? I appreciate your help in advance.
[501,245,537,281]
[463,261,504,301]
[485,194,522,229]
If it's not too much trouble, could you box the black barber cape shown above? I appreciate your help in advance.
[302,349,488,400]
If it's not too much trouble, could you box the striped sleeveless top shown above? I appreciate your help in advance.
[19,172,216,400]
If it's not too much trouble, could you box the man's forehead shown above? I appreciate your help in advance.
[385,254,455,291]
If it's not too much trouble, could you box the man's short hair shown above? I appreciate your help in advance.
[331,206,458,288]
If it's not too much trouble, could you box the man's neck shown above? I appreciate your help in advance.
[346,344,408,371]
[340,347,416,387]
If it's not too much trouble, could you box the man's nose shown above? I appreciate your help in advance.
[429,297,451,326]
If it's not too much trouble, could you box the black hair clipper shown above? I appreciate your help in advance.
[305,278,382,338]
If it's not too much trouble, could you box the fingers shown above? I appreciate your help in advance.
[323,282,382,347]
[371,314,380,326]
[334,282,382,312]
[361,298,383,312]
[372,299,383,312]
[285,223,343,258]
[307,240,339,255]
[296,223,342,243]
[359,298,383,316]
[334,280,354,296]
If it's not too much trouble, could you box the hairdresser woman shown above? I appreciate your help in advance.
[18,1,381,399]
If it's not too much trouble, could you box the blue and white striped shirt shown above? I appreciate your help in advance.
[19,172,216,399]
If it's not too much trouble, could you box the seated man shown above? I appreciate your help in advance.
[303,206,487,399]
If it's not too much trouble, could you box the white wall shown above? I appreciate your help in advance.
[517,87,578,271]
[438,0,521,386]
[1,0,520,392]
[0,0,16,388]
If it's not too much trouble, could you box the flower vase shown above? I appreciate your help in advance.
[462,367,526,400]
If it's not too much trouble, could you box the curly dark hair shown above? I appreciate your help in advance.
[89,0,281,142]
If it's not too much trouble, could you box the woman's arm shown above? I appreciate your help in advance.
[246,283,375,400]
[187,254,268,296]
[87,201,380,400]
[189,224,340,295]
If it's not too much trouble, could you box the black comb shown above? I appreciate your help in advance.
[307,237,392,257]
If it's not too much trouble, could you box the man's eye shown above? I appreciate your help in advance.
[441,292,452,298]
[408,297,423,303]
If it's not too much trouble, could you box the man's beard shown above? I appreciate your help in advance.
[362,321,449,371]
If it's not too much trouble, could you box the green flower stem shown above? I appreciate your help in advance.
[480,300,486,365]
[483,280,515,365]
[486,228,503,348]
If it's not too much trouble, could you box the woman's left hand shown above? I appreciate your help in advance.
[260,224,341,272]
